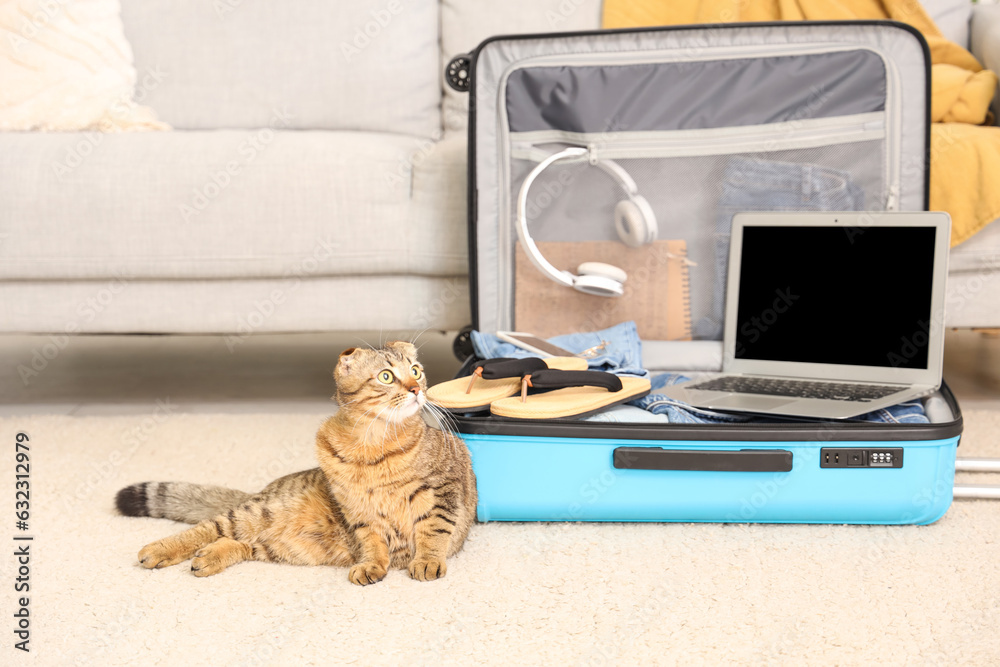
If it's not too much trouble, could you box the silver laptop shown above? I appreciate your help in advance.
[661,211,951,420]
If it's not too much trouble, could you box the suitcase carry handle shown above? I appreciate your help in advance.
[954,485,1000,499]
[613,447,793,472]
[954,457,1000,500]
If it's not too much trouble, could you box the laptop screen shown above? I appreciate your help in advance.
[734,225,937,369]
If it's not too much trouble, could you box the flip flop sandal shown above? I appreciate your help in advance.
[489,369,651,420]
[426,356,589,412]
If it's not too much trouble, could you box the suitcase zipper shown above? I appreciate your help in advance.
[496,42,902,204]
[509,112,886,161]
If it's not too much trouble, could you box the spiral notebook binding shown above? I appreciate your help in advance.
[677,245,693,341]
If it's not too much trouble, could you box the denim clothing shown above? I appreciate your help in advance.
[611,372,930,424]
[626,373,765,424]
[695,157,867,340]
[584,404,670,424]
[471,320,648,378]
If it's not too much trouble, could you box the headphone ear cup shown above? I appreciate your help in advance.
[630,195,658,244]
[575,261,627,296]
[615,199,652,248]
[577,261,627,284]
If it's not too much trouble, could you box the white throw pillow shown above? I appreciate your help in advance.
[0,0,168,131]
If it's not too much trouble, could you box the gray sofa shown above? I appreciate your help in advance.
[1,0,998,334]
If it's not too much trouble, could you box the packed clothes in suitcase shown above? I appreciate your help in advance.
[440,21,963,524]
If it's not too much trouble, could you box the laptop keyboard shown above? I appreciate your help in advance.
[686,376,903,402]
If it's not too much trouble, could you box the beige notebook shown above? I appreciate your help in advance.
[514,240,692,340]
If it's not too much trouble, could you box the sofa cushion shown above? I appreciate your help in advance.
[946,271,1000,327]
[951,218,1000,273]
[0,131,467,281]
[120,0,441,137]
[0,275,471,334]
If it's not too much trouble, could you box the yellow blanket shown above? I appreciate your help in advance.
[603,0,1000,246]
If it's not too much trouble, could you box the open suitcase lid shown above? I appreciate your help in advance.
[448,21,961,441]
[460,20,931,336]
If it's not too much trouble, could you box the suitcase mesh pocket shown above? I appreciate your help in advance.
[507,130,886,339]
[491,45,900,339]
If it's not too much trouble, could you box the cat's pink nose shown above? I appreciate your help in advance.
[406,384,421,395]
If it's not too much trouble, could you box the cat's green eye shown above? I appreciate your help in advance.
[411,365,423,380]
[377,370,394,384]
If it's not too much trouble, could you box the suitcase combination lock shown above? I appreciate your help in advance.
[821,448,903,468]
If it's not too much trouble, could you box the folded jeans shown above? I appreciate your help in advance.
[471,320,649,378]
[619,372,930,424]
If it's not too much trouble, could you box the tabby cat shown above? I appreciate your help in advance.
[115,342,477,585]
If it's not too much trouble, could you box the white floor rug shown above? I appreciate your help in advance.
[2,410,998,665]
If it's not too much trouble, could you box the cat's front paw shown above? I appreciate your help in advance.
[191,544,227,577]
[348,561,387,586]
[137,540,190,569]
[408,557,447,582]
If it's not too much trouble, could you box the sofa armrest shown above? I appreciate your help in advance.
[971,3,1000,124]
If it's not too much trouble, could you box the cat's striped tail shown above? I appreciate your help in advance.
[115,482,252,524]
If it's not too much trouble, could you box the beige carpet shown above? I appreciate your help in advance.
[2,410,998,666]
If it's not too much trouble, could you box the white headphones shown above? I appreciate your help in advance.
[516,146,658,297]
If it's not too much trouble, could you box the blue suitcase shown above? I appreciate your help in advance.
[445,20,965,524]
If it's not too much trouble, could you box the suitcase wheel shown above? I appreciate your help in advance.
[445,54,471,92]
[452,325,475,360]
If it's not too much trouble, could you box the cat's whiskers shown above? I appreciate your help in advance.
[359,401,393,452]
[425,396,460,427]
[349,403,383,438]
[394,402,410,449]
[351,336,376,351]
[407,327,430,346]
[336,396,366,411]
[438,406,460,434]
[386,405,401,452]
[423,401,459,434]
[396,404,407,443]
[382,401,396,447]
[376,406,390,458]
[338,394,366,405]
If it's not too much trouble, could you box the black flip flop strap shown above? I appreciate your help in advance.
[479,357,548,380]
[527,369,623,392]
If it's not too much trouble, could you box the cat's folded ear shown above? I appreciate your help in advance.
[385,340,417,357]
[337,347,360,375]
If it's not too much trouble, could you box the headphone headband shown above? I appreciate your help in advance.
[592,155,639,196]
[515,146,651,295]
[515,148,586,288]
